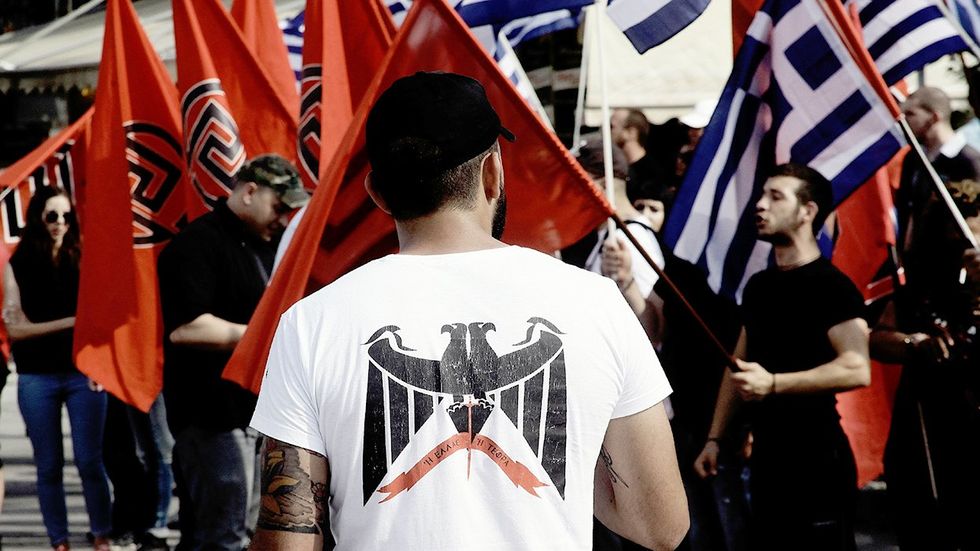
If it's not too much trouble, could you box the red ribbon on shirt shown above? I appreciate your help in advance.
[377,432,547,503]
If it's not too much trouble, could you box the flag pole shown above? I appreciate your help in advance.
[896,118,980,249]
[593,0,735,370]
[571,8,592,154]
[611,213,739,370]
[594,0,617,235]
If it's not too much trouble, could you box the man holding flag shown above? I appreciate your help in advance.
[158,155,308,550]
[694,164,870,550]
[249,72,688,550]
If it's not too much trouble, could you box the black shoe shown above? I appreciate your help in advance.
[138,533,170,551]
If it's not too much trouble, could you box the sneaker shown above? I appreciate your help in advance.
[53,543,70,551]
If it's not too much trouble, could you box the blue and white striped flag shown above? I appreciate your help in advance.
[607,0,710,53]
[454,0,591,26]
[493,31,554,127]
[849,0,968,85]
[384,0,580,121]
[948,0,980,48]
[280,11,304,83]
[663,0,904,301]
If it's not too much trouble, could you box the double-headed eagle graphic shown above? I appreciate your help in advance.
[361,317,568,504]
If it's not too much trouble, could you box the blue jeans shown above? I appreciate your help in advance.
[18,372,112,545]
[129,394,175,529]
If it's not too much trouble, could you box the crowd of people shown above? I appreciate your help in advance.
[0,69,976,551]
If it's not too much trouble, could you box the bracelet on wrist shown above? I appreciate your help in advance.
[770,372,777,395]
[619,277,635,291]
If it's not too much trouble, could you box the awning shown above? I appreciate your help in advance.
[0,0,304,92]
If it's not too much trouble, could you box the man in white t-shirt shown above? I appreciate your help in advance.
[249,72,688,551]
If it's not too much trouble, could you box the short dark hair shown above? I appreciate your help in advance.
[372,142,497,220]
[624,109,650,145]
[769,163,833,232]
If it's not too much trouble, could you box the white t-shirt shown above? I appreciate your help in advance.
[584,217,665,298]
[251,246,671,550]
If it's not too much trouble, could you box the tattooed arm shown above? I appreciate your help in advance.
[594,402,688,551]
[250,437,330,551]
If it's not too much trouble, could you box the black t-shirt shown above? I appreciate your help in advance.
[898,142,980,248]
[157,200,276,434]
[9,248,79,375]
[741,258,864,446]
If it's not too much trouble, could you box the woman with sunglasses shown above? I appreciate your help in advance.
[2,186,111,551]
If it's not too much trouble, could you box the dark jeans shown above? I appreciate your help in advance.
[173,426,260,551]
[750,430,857,551]
[18,372,112,545]
[130,395,175,530]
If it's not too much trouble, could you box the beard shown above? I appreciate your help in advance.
[756,230,792,246]
[491,187,507,240]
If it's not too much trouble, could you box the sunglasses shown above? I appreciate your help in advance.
[43,211,75,225]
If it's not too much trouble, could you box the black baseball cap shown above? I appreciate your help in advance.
[366,72,515,179]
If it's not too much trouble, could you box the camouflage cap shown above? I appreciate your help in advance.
[236,154,310,209]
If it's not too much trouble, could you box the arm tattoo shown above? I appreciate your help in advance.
[599,445,629,488]
[257,438,329,534]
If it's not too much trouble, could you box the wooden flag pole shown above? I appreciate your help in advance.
[611,213,739,371]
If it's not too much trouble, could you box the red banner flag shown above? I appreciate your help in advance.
[0,109,92,246]
[298,0,394,189]
[223,0,611,394]
[833,150,907,487]
[0,110,91,362]
[230,0,300,116]
[173,0,297,211]
[74,0,194,412]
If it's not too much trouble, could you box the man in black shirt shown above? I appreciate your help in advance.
[611,108,665,194]
[898,87,980,249]
[157,154,309,551]
[694,163,870,551]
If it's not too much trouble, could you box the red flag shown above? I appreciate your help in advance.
[0,110,91,363]
[74,0,194,412]
[298,0,394,189]
[230,0,300,116]
[223,0,611,393]
[731,0,764,54]
[832,151,907,487]
[0,109,92,246]
[173,0,297,213]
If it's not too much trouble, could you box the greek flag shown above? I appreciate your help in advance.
[454,0,591,26]
[281,12,304,82]
[848,0,968,85]
[607,0,710,53]
[493,31,554,128]
[385,1,579,121]
[948,0,980,47]
[663,0,903,301]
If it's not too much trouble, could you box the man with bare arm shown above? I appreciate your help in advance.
[694,164,870,551]
[248,72,688,550]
